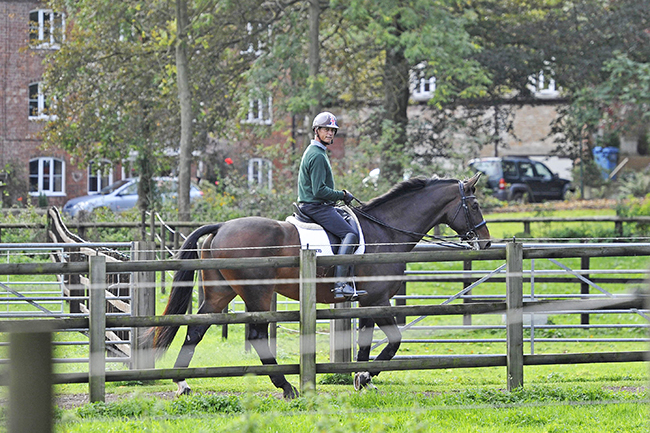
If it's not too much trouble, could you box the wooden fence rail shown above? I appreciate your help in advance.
[3,214,650,242]
[1,242,648,394]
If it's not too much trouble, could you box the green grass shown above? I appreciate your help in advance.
[52,385,649,432]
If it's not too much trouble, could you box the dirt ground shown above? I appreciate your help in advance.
[55,391,177,410]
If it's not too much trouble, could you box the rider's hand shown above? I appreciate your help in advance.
[342,190,354,205]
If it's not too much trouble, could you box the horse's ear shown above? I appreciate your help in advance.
[465,172,481,190]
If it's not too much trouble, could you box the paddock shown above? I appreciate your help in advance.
[1,240,648,425]
[0,208,649,430]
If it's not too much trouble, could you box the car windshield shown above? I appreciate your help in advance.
[98,179,131,195]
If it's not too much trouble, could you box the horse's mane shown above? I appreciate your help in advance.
[359,175,457,211]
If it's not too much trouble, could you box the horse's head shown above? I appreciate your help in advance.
[446,172,491,250]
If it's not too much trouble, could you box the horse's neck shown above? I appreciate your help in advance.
[361,188,454,251]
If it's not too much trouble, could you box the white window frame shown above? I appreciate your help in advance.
[240,22,271,57]
[527,61,561,99]
[29,9,65,49]
[248,158,273,190]
[29,157,66,196]
[87,160,114,194]
[28,82,54,120]
[410,64,436,102]
[243,96,273,125]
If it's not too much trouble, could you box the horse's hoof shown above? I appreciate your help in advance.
[354,371,376,391]
[175,380,192,397]
[283,384,299,399]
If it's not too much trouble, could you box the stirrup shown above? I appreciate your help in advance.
[332,282,367,300]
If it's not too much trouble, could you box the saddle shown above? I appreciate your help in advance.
[286,203,365,256]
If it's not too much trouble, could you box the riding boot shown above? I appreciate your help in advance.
[332,233,367,300]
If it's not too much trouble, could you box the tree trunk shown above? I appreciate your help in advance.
[308,0,321,137]
[382,43,410,183]
[176,0,193,223]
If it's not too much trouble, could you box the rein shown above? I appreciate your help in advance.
[351,181,485,249]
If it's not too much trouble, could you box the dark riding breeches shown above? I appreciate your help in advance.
[298,203,358,239]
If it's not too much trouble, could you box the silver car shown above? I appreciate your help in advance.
[62,177,203,217]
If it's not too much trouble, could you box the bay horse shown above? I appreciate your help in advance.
[145,173,491,398]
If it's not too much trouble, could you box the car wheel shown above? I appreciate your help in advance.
[511,191,526,203]
[560,184,571,200]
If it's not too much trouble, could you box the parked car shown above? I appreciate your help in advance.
[62,177,203,217]
[468,156,573,202]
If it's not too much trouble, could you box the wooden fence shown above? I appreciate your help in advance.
[4,213,650,243]
[485,215,650,237]
[2,210,649,430]
[1,243,647,397]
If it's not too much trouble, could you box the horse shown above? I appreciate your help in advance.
[144,172,491,398]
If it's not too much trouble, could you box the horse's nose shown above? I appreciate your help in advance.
[482,240,492,249]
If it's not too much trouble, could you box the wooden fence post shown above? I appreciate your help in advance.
[9,327,53,433]
[89,254,106,403]
[581,256,590,326]
[462,259,473,326]
[330,301,352,363]
[299,248,317,394]
[506,240,524,391]
[132,241,156,370]
[270,292,277,357]
[160,220,166,294]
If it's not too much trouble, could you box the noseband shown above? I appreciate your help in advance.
[451,181,487,241]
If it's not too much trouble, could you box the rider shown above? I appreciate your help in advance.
[297,111,366,300]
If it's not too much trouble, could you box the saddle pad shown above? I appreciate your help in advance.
[285,206,365,256]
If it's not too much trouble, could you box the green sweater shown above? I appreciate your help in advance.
[298,142,345,203]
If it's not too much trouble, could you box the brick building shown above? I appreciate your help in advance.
[1,0,87,207]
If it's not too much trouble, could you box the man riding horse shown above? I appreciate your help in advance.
[297,111,366,300]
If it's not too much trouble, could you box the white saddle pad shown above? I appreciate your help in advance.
[285,206,365,256]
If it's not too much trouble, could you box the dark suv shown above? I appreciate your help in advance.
[468,156,573,202]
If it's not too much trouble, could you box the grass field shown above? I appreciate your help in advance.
[2,206,650,432]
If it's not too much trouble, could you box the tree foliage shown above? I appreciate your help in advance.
[43,0,275,212]
[40,0,650,216]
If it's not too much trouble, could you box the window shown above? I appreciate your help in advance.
[410,63,436,102]
[532,161,553,180]
[240,22,270,57]
[411,76,436,102]
[527,61,560,99]
[518,161,535,178]
[29,9,65,48]
[244,96,273,125]
[248,158,272,189]
[29,157,65,196]
[88,161,114,194]
[28,82,53,120]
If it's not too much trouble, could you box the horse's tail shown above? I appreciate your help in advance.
[142,223,224,359]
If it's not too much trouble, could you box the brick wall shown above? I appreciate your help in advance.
[0,0,86,207]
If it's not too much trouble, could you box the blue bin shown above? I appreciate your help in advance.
[592,146,619,179]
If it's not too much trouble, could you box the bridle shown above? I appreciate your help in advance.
[351,180,486,248]
[450,181,487,242]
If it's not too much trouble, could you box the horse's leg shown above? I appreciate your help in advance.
[173,269,235,396]
[356,317,375,362]
[242,282,298,398]
[354,316,402,391]
[246,320,298,399]
[354,317,375,390]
